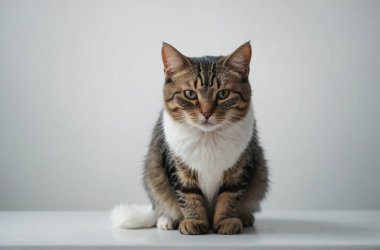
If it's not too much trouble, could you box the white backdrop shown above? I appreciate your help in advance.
[0,0,379,210]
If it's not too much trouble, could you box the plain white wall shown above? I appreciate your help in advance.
[0,0,379,210]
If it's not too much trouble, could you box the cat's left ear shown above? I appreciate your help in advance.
[223,42,252,76]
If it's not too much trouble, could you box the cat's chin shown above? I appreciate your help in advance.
[193,122,222,132]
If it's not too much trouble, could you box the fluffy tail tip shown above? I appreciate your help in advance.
[110,203,157,229]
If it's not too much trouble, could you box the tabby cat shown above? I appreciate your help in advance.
[111,42,269,235]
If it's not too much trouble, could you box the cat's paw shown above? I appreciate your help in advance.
[157,215,175,230]
[179,219,209,235]
[240,213,255,227]
[214,217,243,234]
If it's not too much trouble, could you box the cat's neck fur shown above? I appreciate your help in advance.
[163,107,255,205]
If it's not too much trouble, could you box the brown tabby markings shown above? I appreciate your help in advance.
[163,56,251,123]
[143,125,182,221]
[143,42,269,235]
[173,159,209,234]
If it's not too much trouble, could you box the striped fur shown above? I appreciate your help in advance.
[142,42,269,235]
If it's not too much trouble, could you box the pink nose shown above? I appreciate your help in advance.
[202,112,212,119]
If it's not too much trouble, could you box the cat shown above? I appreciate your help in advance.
[111,42,269,235]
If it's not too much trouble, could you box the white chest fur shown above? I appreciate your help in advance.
[163,108,254,204]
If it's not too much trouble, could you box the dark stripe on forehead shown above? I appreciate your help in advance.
[203,63,210,88]
[214,63,221,89]
[201,62,211,88]
[209,62,215,87]
[193,78,198,89]
[197,63,205,87]
[213,62,220,89]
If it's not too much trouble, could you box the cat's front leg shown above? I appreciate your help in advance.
[173,164,209,235]
[213,166,248,235]
[177,195,209,235]
[213,190,244,234]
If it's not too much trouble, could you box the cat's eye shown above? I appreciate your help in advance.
[184,90,197,100]
[217,89,230,100]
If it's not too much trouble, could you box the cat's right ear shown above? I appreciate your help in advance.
[223,42,252,77]
[162,43,191,76]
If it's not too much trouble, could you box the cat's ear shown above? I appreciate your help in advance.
[162,43,191,75]
[223,42,252,76]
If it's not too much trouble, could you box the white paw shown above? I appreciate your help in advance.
[157,215,174,230]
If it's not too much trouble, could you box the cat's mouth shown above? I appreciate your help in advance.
[201,120,214,125]
[200,119,218,128]
[196,120,221,131]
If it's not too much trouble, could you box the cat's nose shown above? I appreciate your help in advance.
[200,101,214,119]
[202,112,212,119]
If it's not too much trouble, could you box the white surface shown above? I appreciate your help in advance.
[0,211,379,249]
[0,0,380,211]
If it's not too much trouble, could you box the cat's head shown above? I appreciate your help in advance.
[162,42,252,132]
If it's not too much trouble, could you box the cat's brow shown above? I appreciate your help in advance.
[219,69,241,88]
[183,81,193,88]
[221,80,240,88]
[221,81,233,88]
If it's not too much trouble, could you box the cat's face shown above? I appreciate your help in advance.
[162,43,252,132]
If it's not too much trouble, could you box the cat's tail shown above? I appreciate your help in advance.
[110,203,157,229]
